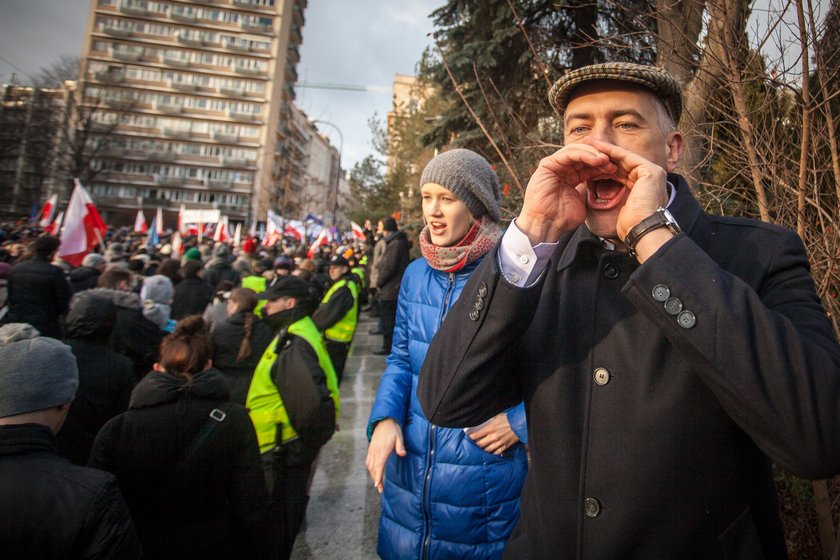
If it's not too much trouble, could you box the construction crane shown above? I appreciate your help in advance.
[295,82,391,93]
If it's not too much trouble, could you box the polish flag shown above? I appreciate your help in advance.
[350,221,366,241]
[156,207,164,235]
[134,210,148,233]
[233,222,242,247]
[171,230,183,255]
[39,194,58,228]
[46,211,64,236]
[263,210,283,247]
[178,204,186,234]
[58,179,108,267]
[283,223,303,242]
[213,215,229,242]
[306,229,328,258]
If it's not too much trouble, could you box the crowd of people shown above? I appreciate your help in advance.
[2,60,840,560]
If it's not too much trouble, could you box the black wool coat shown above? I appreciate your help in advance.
[375,230,411,301]
[89,369,277,560]
[4,256,70,337]
[171,276,214,320]
[418,175,840,560]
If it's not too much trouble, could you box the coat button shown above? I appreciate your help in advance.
[593,367,610,386]
[664,297,683,315]
[469,308,480,321]
[474,296,484,311]
[603,263,619,279]
[652,284,670,302]
[677,310,696,329]
[478,282,488,297]
[584,497,601,518]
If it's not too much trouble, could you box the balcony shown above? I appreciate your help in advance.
[176,32,205,47]
[103,27,133,38]
[170,8,195,21]
[287,44,300,63]
[163,127,191,138]
[93,70,125,84]
[119,0,148,16]
[101,145,125,157]
[208,179,235,189]
[167,79,196,91]
[227,108,260,121]
[163,52,190,67]
[232,64,264,76]
[222,157,253,167]
[155,175,182,187]
[154,150,178,161]
[213,130,239,143]
[224,39,250,52]
[91,121,118,132]
[219,85,245,97]
[110,48,142,61]
[153,99,182,114]
[240,20,272,34]
[232,0,254,7]
[105,97,134,110]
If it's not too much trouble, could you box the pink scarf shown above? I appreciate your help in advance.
[419,215,502,272]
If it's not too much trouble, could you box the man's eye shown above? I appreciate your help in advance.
[569,126,588,135]
[617,122,638,129]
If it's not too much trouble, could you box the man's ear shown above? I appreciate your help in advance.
[665,131,684,172]
[152,363,165,372]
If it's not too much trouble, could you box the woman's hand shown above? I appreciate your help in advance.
[468,413,520,455]
[365,418,405,494]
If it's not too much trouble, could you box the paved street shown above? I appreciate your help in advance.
[291,314,385,559]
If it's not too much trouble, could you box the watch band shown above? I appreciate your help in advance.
[623,208,681,256]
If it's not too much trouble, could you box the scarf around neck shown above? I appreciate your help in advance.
[420,215,502,272]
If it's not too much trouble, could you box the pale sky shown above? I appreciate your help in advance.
[0,0,442,169]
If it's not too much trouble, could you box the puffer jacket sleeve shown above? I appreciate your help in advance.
[505,402,528,444]
[366,278,413,440]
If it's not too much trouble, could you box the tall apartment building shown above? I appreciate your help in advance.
[78,0,306,227]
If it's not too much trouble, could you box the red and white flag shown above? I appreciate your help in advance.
[171,231,183,255]
[262,210,283,247]
[306,229,328,258]
[46,211,64,236]
[134,210,148,233]
[156,207,164,235]
[213,215,229,242]
[350,221,366,241]
[283,223,303,242]
[39,194,58,228]
[233,222,242,247]
[59,179,108,267]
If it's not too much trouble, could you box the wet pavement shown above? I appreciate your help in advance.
[291,314,385,559]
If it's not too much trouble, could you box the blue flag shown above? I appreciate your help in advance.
[146,215,159,249]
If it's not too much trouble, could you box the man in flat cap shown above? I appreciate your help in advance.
[418,62,840,559]
[248,276,339,559]
[0,323,141,558]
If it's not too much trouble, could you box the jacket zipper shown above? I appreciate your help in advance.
[423,273,454,559]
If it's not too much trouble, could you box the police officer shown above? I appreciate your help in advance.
[311,255,359,383]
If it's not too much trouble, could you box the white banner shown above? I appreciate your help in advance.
[180,209,221,224]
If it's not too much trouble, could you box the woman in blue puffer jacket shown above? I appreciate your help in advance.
[366,150,529,559]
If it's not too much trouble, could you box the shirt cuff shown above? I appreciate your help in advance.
[498,220,558,287]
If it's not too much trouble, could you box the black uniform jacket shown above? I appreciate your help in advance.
[418,175,840,560]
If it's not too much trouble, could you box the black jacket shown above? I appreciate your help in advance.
[89,369,277,560]
[57,295,135,465]
[204,259,240,291]
[4,256,71,337]
[72,288,164,381]
[419,175,840,560]
[212,310,275,403]
[0,424,141,558]
[68,266,101,294]
[375,230,410,301]
[171,276,214,320]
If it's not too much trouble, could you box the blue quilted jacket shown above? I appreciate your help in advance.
[367,256,529,560]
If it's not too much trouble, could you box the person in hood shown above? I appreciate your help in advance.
[171,260,213,320]
[56,295,134,465]
[68,253,107,294]
[250,275,339,560]
[366,149,528,559]
[371,217,410,355]
[204,243,240,290]
[87,267,164,380]
[89,316,277,560]
[141,274,175,333]
[0,323,141,558]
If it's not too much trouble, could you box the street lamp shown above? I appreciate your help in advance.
[311,119,343,226]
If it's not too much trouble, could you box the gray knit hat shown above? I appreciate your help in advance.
[548,62,683,123]
[419,149,502,222]
[0,324,79,417]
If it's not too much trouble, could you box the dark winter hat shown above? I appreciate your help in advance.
[0,324,79,417]
[258,275,312,301]
[420,149,502,222]
[382,217,398,232]
[548,62,683,123]
[328,255,349,268]
[273,255,294,270]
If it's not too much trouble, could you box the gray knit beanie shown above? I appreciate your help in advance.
[0,324,79,417]
[419,149,502,222]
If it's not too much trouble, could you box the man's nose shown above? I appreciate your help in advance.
[588,122,613,143]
